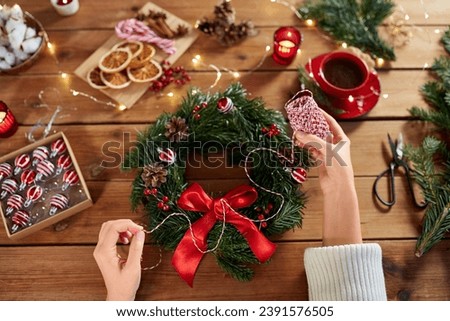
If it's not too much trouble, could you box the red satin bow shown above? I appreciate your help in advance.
[172,183,277,287]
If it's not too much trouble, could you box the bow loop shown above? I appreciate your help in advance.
[176,182,212,212]
[223,185,258,209]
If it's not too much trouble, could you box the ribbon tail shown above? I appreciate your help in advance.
[171,212,216,287]
[227,211,276,263]
[243,227,276,263]
[171,230,205,287]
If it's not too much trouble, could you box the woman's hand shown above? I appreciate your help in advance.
[294,109,362,246]
[93,219,145,301]
[294,109,354,194]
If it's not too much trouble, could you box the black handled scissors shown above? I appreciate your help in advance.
[373,133,427,208]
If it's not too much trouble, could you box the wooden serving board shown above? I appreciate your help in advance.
[74,2,199,109]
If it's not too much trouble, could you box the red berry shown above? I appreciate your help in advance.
[157,201,165,209]
[162,196,169,203]
[164,69,173,76]
[184,75,192,81]
[162,204,170,211]
[194,105,200,112]
[267,203,273,210]
[168,76,175,83]
[255,207,262,212]
[144,188,152,196]
[264,209,271,215]
[174,66,182,72]
[261,128,268,133]
[261,222,268,228]
[194,114,201,120]
[175,79,182,85]
[257,214,264,220]
[201,102,207,108]
[151,188,158,195]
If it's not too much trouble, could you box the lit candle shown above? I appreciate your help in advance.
[50,0,79,16]
[0,101,18,138]
[272,27,302,65]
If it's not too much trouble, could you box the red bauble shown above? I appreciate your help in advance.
[291,167,307,184]
[158,148,176,165]
[217,97,234,113]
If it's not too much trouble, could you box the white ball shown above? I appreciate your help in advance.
[0,59,11,70]
[25,27,36,39]
[4,51,15,65]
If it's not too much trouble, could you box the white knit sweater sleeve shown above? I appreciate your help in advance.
[304,243,387,301]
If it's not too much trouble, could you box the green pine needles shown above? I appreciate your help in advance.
[405,29,450,257]
[298,0,396,61]
[123,83,310,282]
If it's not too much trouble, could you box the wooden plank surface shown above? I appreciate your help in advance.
[0,120,432,180]
[0,26,445,77]
[0,176,426,245]
[0,0,449,302]
[0,70,434,123]
[12,0,450,30]
[1,240,449,301]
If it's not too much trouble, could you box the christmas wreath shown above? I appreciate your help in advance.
[123,83,309,286]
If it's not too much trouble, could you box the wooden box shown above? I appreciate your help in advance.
[0,132,93,240]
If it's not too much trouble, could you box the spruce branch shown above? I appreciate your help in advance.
[442,28,450,54]
[405,31,450,256]
[298,0,396,61]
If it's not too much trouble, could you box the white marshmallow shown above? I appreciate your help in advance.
[10,4,24,21]
[21,36,41,54]
[0,59,11,70]
[25,26,36,39]
[8,22,26,50]
[4,51,15,65]
[0,45,7,58]
[13,47,29,60]
[0,5,11,22]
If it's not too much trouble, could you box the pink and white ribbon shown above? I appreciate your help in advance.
[115,19,176,55]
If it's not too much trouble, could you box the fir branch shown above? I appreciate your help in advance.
[405,31,450,256]
[441,28,450,54]
[409,56,450,132]
[298,0,396,61]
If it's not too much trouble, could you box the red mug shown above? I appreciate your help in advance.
[316,51,369,99]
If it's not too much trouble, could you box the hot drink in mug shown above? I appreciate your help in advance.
[317,51,369,98]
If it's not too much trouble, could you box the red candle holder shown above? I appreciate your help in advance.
[0,101,18,138]
[272,27,302,65]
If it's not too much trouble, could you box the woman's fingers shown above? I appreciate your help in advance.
[97,219,143,249]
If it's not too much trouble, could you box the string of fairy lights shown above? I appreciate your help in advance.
[30,0,447,135]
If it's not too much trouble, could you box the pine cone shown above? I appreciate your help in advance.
[141,163,168,187]
[165,116,189,142]
[196,19,216,35]
[214,0,235,25]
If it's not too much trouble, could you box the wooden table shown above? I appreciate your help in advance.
[1,0,449,301]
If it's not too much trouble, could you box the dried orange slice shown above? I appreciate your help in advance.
[100,70,131,89]
[128,43,156,69]
[99,48,132,73]
[127,60,162,83]
[113,40,143,59]
[87,66,108,89]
